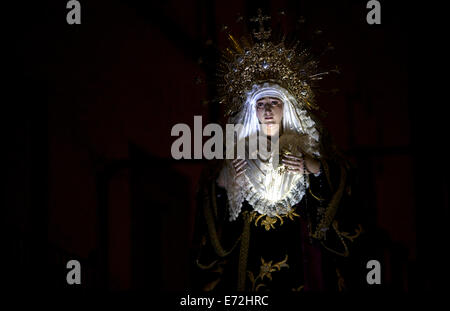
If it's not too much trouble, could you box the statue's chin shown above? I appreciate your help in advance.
[265,131,279,137]
[262,124,280,136]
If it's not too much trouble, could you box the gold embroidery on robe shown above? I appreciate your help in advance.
[247,255,289,291]
[292,284,304,291]
[248,208,300,231]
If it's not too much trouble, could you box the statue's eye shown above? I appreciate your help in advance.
[256,102,264,108]
[271,101,279,106]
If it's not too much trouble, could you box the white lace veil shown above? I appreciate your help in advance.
[229,82,320,156]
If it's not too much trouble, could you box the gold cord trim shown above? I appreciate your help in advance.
[237,212,251,291]
[312,162,347,240]
[319,221,363,257]
[309,187,324,201]
[196,258,219,270]
[203,182,241,258]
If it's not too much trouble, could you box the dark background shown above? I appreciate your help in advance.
[7,0,447,292]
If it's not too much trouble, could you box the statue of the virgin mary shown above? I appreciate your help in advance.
[190,10,364,292]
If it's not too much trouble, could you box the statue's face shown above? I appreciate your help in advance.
[255,97,283,136]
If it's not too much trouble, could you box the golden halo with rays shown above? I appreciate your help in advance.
[216,9,334,117]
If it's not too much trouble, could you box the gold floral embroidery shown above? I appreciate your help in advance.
[247,255,289,291]
[286,208,301,220]
[248,208,300,231]
[260,216,277,230]
[292,284,304,291]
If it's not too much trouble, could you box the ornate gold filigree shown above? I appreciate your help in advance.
[248,207,300,231]
[216,11,332,116]
[247,255,289,291]
[218,39,319,116]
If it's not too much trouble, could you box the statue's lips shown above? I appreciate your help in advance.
[263,116,276,124]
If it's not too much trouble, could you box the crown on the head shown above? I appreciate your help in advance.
[217,9,333,116]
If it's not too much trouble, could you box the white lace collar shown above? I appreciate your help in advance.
[224,155,309,221]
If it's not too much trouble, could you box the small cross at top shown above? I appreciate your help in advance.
[250,8,271,40]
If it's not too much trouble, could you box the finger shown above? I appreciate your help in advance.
[233,162,245,171]
[235,160,247,171]
[285,166,301,172]
[236,168,247,177]
[236,166,246,174]
[283,162,305,172]
[283,162,299,169]
[236,165,247,175]
[284,154,303,161]
[282,156,304,163]
[282,159,303,167]
[283,154,300,160]
[236,169,247,176]
[232,158,245,165]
